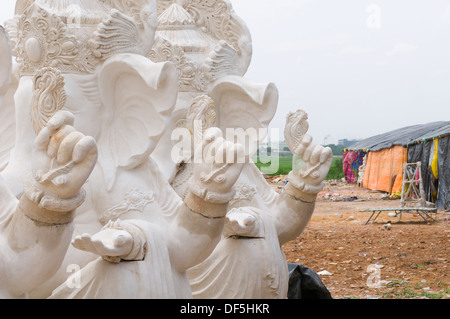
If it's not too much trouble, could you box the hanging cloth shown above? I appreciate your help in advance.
[431,138,439,180]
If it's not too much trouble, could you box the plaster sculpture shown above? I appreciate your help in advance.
[150,0,259,183]
[147,1,334,299]
[1,28,98,299]
[0,0,332,299]
[49,128,244,298]
[1,0,246,299]
[0,26,15,172]
[0,110,98,298]
[0,27,11,107]
[176,104,332,299]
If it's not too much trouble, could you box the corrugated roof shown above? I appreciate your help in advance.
[347,121,450,152]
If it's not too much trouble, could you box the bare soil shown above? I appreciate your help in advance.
[268,176,450,299]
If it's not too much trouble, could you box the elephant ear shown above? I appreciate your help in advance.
[209,75,278,157]
[98,53,178,190]
[0,26,16,172]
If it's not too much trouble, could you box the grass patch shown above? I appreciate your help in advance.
[382,279,449,299]
[327,157,344,180]
[253,155,293,177]
[252,154,344,180]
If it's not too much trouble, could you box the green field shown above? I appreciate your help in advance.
[252,154,344,180]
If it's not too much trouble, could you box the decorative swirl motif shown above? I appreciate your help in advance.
[156,0,251,59]
[284,109,309,153]
[186,95,216,135]
[6,1,158,75]
[105,0,158,28]
[151,0,252,92]
[7,3,98,75]
[90,9,141,59]
[100,189,156,225]
[31,67,67,134]
[229,183,257,206]
[148,37,206,92]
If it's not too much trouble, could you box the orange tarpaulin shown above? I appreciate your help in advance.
[362,145,408,194]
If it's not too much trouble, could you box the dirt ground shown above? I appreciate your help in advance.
[268,176,450,299]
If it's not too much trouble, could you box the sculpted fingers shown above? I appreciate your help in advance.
[34,111,76,155]
[320,147,333,164]
[295,134,313,158]
[47,125,77,158]
[195,128,222,164]
[57,133,98,168]
[34,127,53,155]
[204,127,222,143]
[215,140,244,164]
[46,111,75,132]
[72,234,95,252]
[73,136,98,165]
[309,144,324,165]
[56,131,84,165]
[202,127,222,151]
[214,140,230,164]
[203,137,224,164]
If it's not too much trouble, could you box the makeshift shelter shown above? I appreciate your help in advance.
[345,121,450,210]
[362,145,407,194]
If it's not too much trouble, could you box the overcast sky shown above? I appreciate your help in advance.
[1,0,450,145]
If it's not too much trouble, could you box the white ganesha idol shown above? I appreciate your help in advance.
[149,0,334,299]
[1,0,245,299]
[0,0,333,299]
[0,22,99,299]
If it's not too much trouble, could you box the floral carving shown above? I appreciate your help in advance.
[230,183,257,206]
[7,1,159,75]
[149,37,209,92]
[7,3,99,75]
[100,189,156,224]
[156,0,251,58]
[150,0,252,92]
[102,0,156,28]
[30,67,67,134]
[186,95,216,135]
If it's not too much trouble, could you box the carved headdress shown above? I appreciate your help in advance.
[149,0,253,93]
[150,1,278,179]
[6,0,159,75]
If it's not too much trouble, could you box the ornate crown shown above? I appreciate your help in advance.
[6,0,158,75]
[149,0,253,93]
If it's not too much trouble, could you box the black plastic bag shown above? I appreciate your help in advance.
[287,263,333,299]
